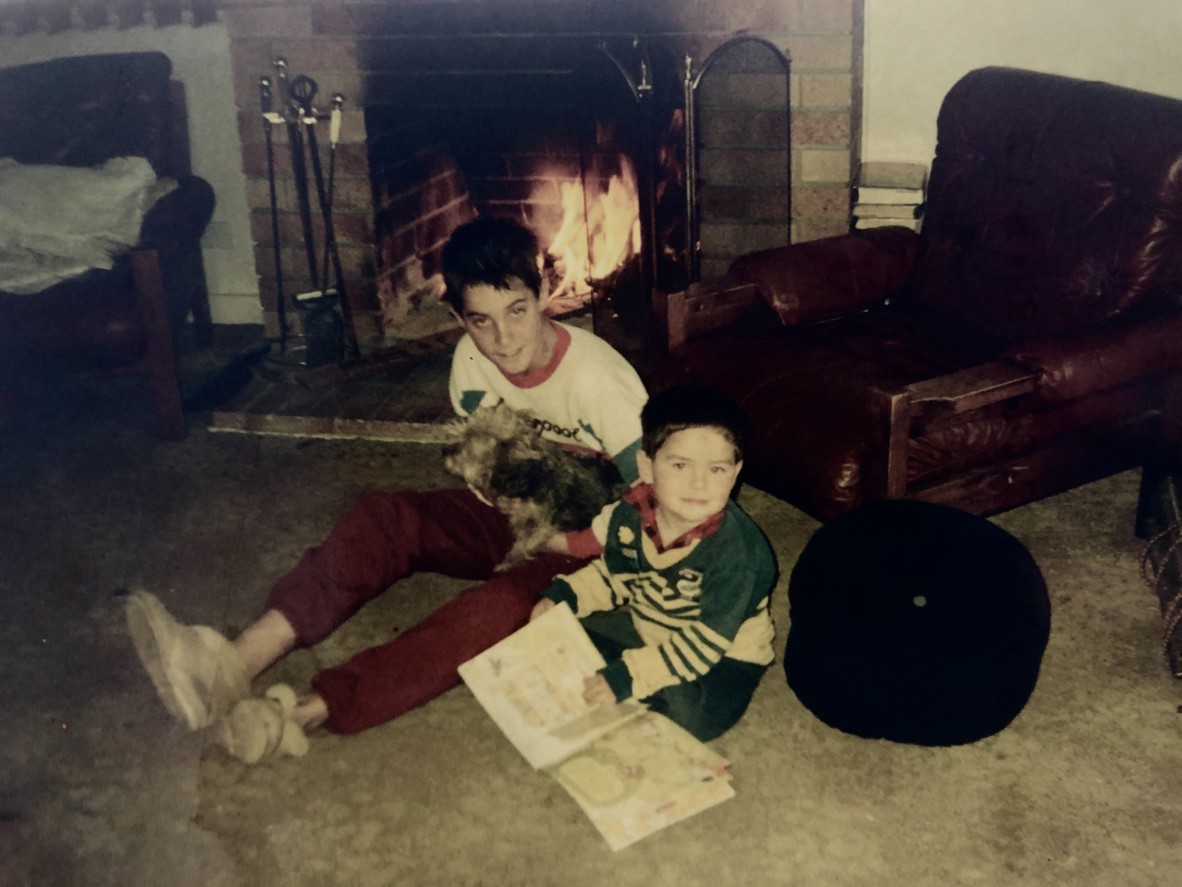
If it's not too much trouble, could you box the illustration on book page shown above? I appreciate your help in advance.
[550,714,735,851]
[458,602,644,769]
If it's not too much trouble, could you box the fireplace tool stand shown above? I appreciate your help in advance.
[260,57,359,369]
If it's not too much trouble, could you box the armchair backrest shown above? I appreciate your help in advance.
[915,67,1182,341]
[0,52,187,178]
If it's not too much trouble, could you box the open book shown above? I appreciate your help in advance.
[458,603,735,851]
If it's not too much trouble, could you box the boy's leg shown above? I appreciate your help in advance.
[265,488,513,647]
[128,487,512,731]
[312,551,592,734]
[126,590,252,730]
[642,660,766,742]
[581,612,766,742]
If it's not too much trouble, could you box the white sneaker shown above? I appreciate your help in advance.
[216,684,310,765]
[125,590,251,730]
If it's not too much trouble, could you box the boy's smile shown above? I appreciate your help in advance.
[456,278,556,378]
[637,426,742,542]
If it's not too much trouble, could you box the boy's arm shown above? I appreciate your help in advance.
[552,495,619,559]
[609,438,644,487]
[448,343,470,416]
[533,504,632,620]
[601,540,776,703]
[539,558,627,617]
[448,336,492,417]
[569,360,647,484]
[602,589,769,703]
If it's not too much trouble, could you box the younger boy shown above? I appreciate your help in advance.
[530,384,776,741]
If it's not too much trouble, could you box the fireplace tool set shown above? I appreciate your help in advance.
[260,57,358,368]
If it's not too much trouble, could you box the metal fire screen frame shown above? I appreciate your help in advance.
[600,35,792,288]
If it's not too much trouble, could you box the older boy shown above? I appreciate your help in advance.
[128,218,648,762]
[531,385,777,741]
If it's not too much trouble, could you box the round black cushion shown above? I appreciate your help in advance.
[784,500,1050,746]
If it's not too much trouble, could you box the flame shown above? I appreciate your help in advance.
[536,156,641,310]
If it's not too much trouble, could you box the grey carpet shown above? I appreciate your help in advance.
[1,374,1180,886]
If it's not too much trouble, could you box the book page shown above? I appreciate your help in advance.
[549,715,735,851]
[458,602,644,769]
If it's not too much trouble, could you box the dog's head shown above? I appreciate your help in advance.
[442,402,543,490]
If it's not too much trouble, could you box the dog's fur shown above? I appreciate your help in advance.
[443,402,626,570]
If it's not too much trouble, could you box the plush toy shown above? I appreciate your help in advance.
[216,683,310,764]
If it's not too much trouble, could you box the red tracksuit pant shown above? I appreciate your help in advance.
[265,488,591,734]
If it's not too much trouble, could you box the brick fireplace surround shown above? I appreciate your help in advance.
[222,0,862,348]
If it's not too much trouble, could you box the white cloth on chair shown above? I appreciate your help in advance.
[0,156,177,294]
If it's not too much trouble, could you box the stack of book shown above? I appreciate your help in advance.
[852,161,927,232]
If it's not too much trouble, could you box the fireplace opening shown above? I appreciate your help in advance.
[363,34,789,364]
[365,37,683,360]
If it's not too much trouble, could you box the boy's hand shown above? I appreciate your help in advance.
[542,532,570,554]
[529,598,556,621]
[582,673,615,708]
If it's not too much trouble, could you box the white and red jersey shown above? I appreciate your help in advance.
[449,321,647,483]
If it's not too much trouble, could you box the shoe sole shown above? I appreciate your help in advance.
[126,590,213,730]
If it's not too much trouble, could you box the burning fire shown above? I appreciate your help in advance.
[535,156,641,313]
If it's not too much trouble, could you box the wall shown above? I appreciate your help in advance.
[0,22,261,325]
[863,0,1182,167]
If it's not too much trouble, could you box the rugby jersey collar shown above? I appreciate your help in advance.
[622,482,726,554]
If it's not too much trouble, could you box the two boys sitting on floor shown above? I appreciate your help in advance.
[127,215,775,753]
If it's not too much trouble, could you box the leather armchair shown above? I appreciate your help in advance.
[651,67,1182,522]
[0,52,215,440]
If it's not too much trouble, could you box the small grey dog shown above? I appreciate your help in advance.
[442,402,625,569]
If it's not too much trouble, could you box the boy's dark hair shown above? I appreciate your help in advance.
[440,217,543,312]
[641,384,752,462]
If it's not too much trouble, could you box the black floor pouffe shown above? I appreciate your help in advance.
[784,500,1051,746]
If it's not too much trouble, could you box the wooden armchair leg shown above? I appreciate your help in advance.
[186,247,214,349]
[131,250,187,441]
[863,387,913,504]
[1136,375,1182,538]
[1135,461,1168,540]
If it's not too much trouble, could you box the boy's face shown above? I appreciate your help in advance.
[637,426,742,539]
[455,278,554,378]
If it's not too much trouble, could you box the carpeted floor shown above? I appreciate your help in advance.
[1,369,1180,887]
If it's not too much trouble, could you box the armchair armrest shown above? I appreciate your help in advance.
[870,360,1039,498]
[1005,315,1182,402]
[136,173,215,342]
[904,361,1039,419]
[653,227,920,353]
[652,278,766,352]
[728,226,919,327]
[870,315,1182,502]
[137,174,215,252]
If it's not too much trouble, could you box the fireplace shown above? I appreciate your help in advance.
[223,1,861,355]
